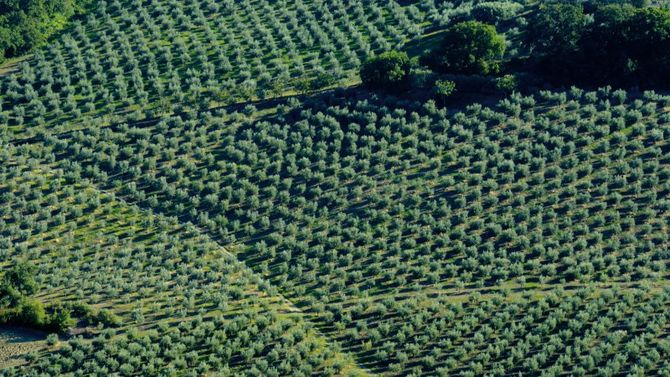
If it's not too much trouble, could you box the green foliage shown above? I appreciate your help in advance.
[95,309,121,327]
[525,3,587,57]
[495,74,518,93]
[0,262,38,307]
[3,0,670,375]
[1,262,38,297]
[45,333,59,346]
[294,76,313,94]
[16,299,46,327]
[0,262,75,332]
[433,79,457,100]
[360,50,412,90]
[0,298,76,333]
[472,1,524,24]
[527,3,670,87]
[46,304,74,332]
[0,284,22,308]
[429,21,505,75]
[0,0,430,135]
[583,5,670,85]
[278,71,335,96]
[310,72,337,91]
[0,0,90,60]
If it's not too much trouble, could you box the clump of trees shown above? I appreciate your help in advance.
[0,0,91,62]
[360,21,505,96]
[472,1,524,25]
[0,262,38,304]
[1,262,74,332]
[361,2,670,97]
[526,3,670,87]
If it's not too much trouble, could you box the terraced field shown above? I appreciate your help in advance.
[0,0,436,140]
[1,0,670,376]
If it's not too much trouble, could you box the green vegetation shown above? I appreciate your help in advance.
[526,3,670,86]
[0,263,37,305]
[1,0,670,376]
[525,3,587,58]
[360,51,412,90]
[472,1,524,25]
[5,83,670,375]
[0,0,429,139]
[0,0,90,62]
[0,263,76,333]
[433,79,457,104]
[427,21,506,75]
[0,263,74,331]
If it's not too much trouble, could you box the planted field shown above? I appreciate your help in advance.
[46,89,670,293]
[0,142,363,376]
[1,0,670,375]
[3,85,670,375]
[0,0,432,139]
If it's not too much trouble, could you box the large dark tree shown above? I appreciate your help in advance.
[525,3,587,58]
[580,4,640,84]
[360,50,411,90]
[620,7,670,84]
[428,21,505,75]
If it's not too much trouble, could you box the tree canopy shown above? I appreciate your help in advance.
[360,50,412,90]
[525,3,587,58]
[428,21,505,75]
[527,3,670,86]
[0,262,38,306]
[0,0,89,61]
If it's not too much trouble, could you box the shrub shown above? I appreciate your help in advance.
[495,74,518,94]
[96,309,122,327]
[310,72,337,91]
[294,76,312,94]
[46,333,59,346]
[360,50,412,90]
[0,284,22,307]
[70,302,94,318]
[409,67,437,89]
[428,21,505,75]
[47,304,75,332]
[433,80,457,102]
[2,262,38,297]
[17,299,46,327]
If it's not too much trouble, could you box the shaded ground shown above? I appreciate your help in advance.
[0,326,45,368]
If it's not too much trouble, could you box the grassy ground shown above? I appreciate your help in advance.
[0,55,30,76]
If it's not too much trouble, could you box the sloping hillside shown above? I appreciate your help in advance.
[2,0,670,376]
